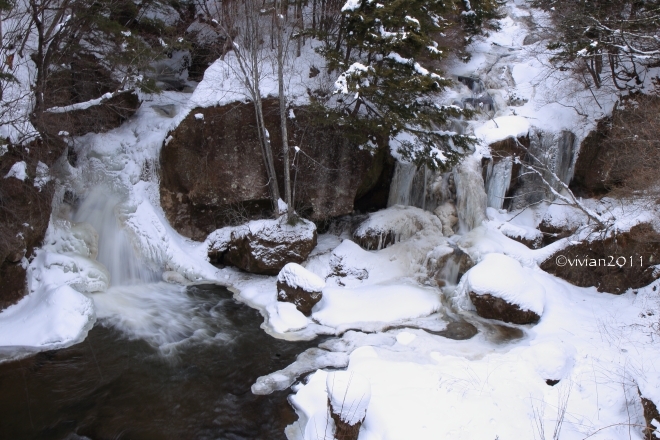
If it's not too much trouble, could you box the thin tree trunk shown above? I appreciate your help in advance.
[277,0,292,213]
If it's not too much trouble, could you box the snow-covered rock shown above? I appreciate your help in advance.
[353,205,444,250]
[326,371,371,439]
[276,263,325,315]
[221,218,317,275]
[464,253,545,324]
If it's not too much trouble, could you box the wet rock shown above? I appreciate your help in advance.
[540,223,660,294]
[276,263,325,316]
[222,218,317,275]
[427,244,474,286]
[160,100,391,241]
[469,292,541,325]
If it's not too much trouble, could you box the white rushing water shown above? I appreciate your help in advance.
[73,186,160,286]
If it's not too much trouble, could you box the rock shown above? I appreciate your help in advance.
[469,292,541,325]
[639,393,660,440]
[427,244,474,286]
[353,205,444,250]
[326,371,371,440]
[540,223,660,294]
[221,218,317,275]
[276,263,325,316]
[0,141,65,310]
[159,100,392,241]
[465,253,544,325]
[434,202,458,236]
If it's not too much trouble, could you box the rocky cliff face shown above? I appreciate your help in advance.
[159,99,393,241]
[0,141,63,309]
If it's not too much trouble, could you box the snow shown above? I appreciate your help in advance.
[474,115,530,144]
[326,371,371,425]
[4,161,27,180]
[278,263,326,292]
[312,283,441,329]
[252,348,349,395]
[341,0,361,12]
[2,2,660,439]
[463,253,545,315]
[353,205,445,249]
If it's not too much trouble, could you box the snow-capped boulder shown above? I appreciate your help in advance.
[541,223,660,294]
[353,205,444,250]
[276,263,325,315]
[465,253,545,325]
[222,218,317,275]
[326,371,371,440]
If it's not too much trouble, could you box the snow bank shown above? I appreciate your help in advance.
[313,283,441,329]
[464,253,544,315]
[474,116,530,145]
[278,263,326,292]
[0,283,94,352]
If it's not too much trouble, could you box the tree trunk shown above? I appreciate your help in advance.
[276,0,292,214]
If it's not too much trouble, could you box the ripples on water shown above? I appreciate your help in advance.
[0,284,321,440]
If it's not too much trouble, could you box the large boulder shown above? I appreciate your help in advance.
[540,223,660,294]
[159,100,393,241]
[276,263,325,316]
[210,218,318,275]
[465,253,544,325]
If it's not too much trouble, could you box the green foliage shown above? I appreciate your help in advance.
[459,0,505,38]
[313,0,478,170]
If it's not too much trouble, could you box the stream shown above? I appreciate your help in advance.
[0,284,322,440]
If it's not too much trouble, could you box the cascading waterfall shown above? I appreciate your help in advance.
[387,162,417,207]
[453,156,487,232]
[73,186,160,286]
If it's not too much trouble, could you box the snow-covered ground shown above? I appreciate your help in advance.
[0,0,659,438]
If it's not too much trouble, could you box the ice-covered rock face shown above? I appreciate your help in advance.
[464,253,545,324]
[276,263,325,316]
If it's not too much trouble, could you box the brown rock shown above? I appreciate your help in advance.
[469,292,540,325]
[540,223,660,294]
[640,394,660,440]
[0,140,64,310]
[159,100,392,241]
[222,219,318,275]
[276,282,322,316]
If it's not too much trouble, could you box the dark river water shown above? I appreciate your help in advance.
[0,284,320,440]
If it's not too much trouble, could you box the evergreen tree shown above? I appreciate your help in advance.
[314,0,477,171]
